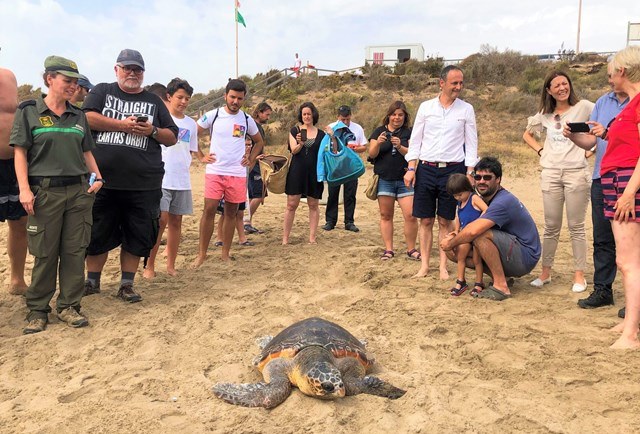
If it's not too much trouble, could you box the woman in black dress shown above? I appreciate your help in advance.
[283,102,325,244]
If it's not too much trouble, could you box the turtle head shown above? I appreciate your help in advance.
[299,361,345,399]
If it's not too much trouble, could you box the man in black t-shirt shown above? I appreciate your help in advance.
[82,49,178,303]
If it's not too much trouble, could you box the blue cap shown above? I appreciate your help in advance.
[77,74,94,90]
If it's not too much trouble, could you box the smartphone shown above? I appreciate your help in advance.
[385,132,393,140]
[136,115,148,123]
[300,128,307,142]
[567,122,590,133]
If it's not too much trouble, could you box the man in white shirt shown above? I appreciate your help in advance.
[323,105,367,232]
[193,79,264,265]
[404,65,478,279]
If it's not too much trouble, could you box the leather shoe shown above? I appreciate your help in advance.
[345,223,360,232]
[618,306,626,318]
[322,223,335,231]
[577,289,613,309]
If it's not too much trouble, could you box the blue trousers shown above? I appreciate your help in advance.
[591,179,617,293]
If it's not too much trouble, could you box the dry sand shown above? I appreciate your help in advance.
[1,161,640,434]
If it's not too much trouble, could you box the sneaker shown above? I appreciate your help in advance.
[244,224,264,235]
[23,318,47,334]
[84,280,101,296]
[345,223,360,233]
[57,307,89,328]
[322,223,335,231]
[577,289,613,309]
[116,283,142,303]
[618,306,626,319]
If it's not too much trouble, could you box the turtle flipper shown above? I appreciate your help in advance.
[345,375,406,400]
[212,380,291,408]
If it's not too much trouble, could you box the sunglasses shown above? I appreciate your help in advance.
[473,174,495,181]
[117,65,144,74]
[554,114,561,129]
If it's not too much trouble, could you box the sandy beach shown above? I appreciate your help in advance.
[2,157,640,434]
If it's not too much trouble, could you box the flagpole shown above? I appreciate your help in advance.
[235,2,239,78]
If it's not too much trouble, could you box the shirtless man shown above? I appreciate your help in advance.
[0,67,28,294]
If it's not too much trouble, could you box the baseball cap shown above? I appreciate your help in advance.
[116,49,145,70]
[338,105,351,116]
[77,74,94,90]
[44,55,81,78]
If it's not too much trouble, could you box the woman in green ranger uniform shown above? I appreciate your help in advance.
[11,56,103,334]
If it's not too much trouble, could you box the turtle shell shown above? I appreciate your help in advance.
[255,317,372,372]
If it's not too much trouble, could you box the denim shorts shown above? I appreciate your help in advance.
[377,178,414,199]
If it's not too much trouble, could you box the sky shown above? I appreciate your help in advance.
[1,0,639,94]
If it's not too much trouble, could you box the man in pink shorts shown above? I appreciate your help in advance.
[193,79,263,265]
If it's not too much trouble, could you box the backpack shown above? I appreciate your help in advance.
[259,154,290,195]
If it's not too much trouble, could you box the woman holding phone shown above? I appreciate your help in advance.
[523,70,594,293]
[282,102,325,245]
[367,101,418,262]
[11,56,103,334]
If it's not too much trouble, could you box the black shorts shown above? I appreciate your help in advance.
[0,158,27,222]
[247,164,265,199]
[88,188,161,257]
[217,198,246,214]
[412,161,464,220]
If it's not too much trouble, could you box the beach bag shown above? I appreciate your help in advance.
[323,136,365,187]
[259,154,290,195]
[364,172,379,200]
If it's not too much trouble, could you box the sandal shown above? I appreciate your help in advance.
[214,241,223,247]
[239,240,255,246]
[450,279,468,296]
[380,250,395,261]
[470,282,485,297]
[406,249,421,261]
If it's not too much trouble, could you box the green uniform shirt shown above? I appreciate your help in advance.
[10,96,95,176]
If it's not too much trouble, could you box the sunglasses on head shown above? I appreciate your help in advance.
[473,174,495,181]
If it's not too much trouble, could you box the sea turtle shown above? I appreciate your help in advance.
[212,317,406,408]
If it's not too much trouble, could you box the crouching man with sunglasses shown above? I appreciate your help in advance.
[439,157,541,300]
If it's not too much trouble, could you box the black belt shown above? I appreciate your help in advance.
[420,161,464,168]
[29,176,84,187]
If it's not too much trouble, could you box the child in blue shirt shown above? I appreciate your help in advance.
[446,173,488,296]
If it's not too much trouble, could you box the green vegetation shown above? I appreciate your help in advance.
[15,48,611,166]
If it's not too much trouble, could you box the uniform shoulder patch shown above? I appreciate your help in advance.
[18,100,36,109]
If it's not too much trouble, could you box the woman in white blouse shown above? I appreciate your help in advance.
[523,70,594,293]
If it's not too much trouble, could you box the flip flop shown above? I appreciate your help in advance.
[239,240,255,246]
[214,241,223,247]
[406,249,421,261]
[475,285,511,301]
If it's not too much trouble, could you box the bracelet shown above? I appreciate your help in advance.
[95,178,105,184]
[537,148,543,156]
[407,167,415,172]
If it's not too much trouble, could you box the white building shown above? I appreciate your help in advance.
[365,44,425,66]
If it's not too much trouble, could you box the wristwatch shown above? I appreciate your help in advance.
[150,126,159,139]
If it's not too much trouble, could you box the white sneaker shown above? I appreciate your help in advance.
[571,280,588,293]
[530,277,551,288]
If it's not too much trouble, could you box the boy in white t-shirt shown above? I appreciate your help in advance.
[144,78,213,278]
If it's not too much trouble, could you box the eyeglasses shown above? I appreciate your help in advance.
[117,65,144,75]
[554,114,561,129]
[473,174,495,181]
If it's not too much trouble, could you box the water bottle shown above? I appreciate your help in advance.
[88,172,96,186]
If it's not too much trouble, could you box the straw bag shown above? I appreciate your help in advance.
[364,172,379,200]
[259,154,290,195]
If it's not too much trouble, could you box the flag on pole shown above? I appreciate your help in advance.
[235,0,246,27]
[236,10,246,27]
